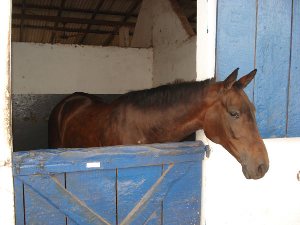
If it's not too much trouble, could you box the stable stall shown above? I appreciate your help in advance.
[3,0,209,224]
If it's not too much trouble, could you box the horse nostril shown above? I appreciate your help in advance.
[257,164,268,176]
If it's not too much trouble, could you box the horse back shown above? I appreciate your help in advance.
[48,92,108,148]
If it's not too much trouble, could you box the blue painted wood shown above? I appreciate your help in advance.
[141,209,161,225]
[216,0,257,100]
[13,142,206,225]
[287,0,300,137]
[163,161,201,225]
[254,0,292,137]
[117,165,162,224]
[66,170,116,225]
[119,163,193,225]
[19,174,111,225]
[14,178,25,225]
[13,141,204,176]
[24,174,66,225]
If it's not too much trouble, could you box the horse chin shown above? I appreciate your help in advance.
[242,166,252,179]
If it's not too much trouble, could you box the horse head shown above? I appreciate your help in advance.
[203,68,269,179]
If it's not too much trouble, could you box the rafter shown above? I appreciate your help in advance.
[20,0,26,41]
[12,24,135,36]
[12,14,136,27]
[188,11,197,21]
[51,0,67,43]
[102,0,142,46]
[13,3,139,18]
[79,0,105,44]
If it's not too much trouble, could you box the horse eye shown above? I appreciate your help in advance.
[229,111,240,119]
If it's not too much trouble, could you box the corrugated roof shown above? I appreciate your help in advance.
[12,0,197,46]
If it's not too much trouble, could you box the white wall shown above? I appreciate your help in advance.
[203,138,300,225]
[131,0,197,86]
[153,36,196,85]
[152,0,196,86]
[12,42,153,94]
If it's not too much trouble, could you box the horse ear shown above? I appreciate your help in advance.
[234,69,257,89]
[224,68,239,89]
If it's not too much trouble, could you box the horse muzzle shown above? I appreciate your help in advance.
[242,161,269,179]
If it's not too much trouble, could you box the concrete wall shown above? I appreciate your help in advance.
[152,0,196,86]
[203,138,300,225]
[12,42,153,94]
[131,0,197,86]
[153,36,196,86]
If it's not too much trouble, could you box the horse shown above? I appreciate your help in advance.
[48,68,269,179]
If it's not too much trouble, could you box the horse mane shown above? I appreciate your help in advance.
[116,78,216,108]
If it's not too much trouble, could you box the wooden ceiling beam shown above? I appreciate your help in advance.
[12,24,134,35]
[20,0,26,42]
[12,13,136,27]
[188,12,197,21]
[79,0,105,44]
[13,3,196,23]
[13,3,139,18]
[102,0,142,46]
[51,0,66,43]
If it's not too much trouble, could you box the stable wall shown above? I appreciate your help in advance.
[152,0,196,86]
[131,0,197,86]
[153,36,196,86]
[12,42,153,94]
[204,138,300,225]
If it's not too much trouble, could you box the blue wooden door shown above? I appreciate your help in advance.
[216,0,300,138]
[13,142,206,225]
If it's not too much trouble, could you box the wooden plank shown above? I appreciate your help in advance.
[66,170,116,225]
[24,178,66,225]
[287,0,300,137]
[12,13,136,27]
[18,174,110,225]
[140,209,161,225]
[216,0,257,100]
[23,174,66,225]
[254,0,292,137]
[163,161,201,225]
[119,163,191,225]
[117,165,162,224]
[13,142,205,176]
[14,178,25,225]
[119,26,130,47]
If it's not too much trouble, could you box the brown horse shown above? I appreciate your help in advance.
[48,68,269,179]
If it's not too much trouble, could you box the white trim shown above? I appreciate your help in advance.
[197,0,217,81]
[196,1,217,224]
[0,1,14,225]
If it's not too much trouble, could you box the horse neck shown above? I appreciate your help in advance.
[144,82,214,141]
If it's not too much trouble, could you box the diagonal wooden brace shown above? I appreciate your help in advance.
[18,175,111,225]
[120,163,191,225]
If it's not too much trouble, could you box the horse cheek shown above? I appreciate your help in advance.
[203,111,222,144]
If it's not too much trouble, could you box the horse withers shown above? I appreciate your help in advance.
[48,68,269,179]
